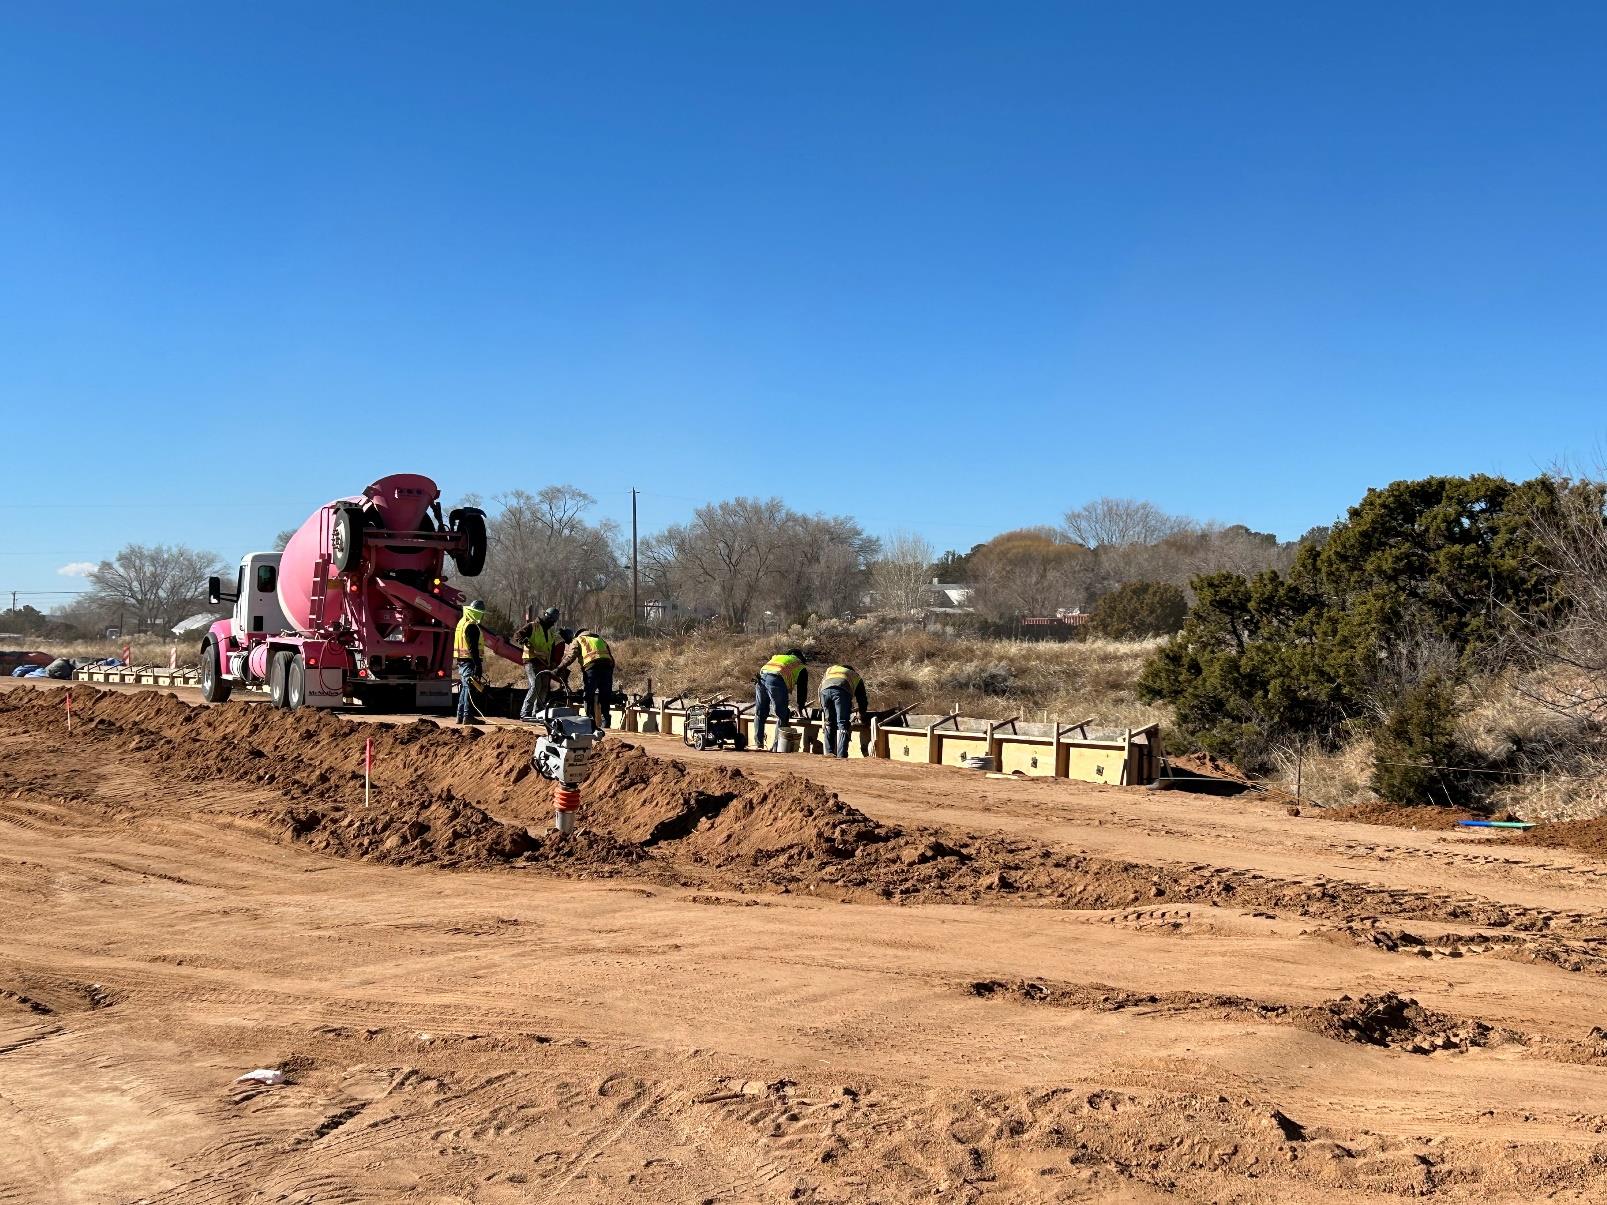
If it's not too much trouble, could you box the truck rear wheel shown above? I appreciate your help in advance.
[286,654,307,710]
[199,638,231,704]
[269,650,292,708]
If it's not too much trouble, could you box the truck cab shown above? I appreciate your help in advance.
[230,553,291,638]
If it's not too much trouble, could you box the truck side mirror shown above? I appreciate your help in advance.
[208,576,223,606]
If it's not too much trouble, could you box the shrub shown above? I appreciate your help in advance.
[1140,474,1574,781]
[1090,581,1187,640]
[1371,677,1476,805]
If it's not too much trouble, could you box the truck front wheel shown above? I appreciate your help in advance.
[199,638,231,704]
[269,650,292,708]
[286,654,308,710]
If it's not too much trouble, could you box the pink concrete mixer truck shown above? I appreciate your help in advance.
[198,473,522,711]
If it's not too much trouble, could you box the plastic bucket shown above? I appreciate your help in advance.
[778,726,803,753]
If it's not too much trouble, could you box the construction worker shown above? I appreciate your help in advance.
[514,605,561,721]
[753,648,807,752]
[452,599,490,725]
[819,663,869,758]
[556,627,614,729]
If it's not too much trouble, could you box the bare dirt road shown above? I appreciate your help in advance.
[4,683,1607,1203]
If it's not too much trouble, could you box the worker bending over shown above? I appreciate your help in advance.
[514,605,562,721]
[556,628,615,729]
[452,599,490,725]
[753,648,807,752]
[819,663,869,758]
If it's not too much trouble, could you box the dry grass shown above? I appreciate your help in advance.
[608,618,1166,729]
[1263,734,1379,811]
[17,636,192,667]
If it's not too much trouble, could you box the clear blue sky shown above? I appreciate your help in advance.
[4,2,1607,601]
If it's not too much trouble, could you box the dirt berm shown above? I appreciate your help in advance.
[2,686,1604,937]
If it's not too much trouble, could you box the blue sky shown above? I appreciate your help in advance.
[4,2,1607,601]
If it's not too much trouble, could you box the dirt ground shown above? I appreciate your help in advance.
[5,683,1607,1203]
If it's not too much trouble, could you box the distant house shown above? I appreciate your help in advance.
[925,580,974,611]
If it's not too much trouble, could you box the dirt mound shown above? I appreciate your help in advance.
[1169,751,1254,782]
[1324,800,1474,829]
[7,687,1606,934]
[578,744,749,844]
[1300,992,1495,1053]
[1522,816,1607,857]
[677,773,893,864]
[968,979,1502,1054]
[254,791,534,868]
[0,687,540,871]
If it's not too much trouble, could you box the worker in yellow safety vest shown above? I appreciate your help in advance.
[555,628,615,728]
[754,648,808,752]
[452,600,491,725]
[514,605,561,721]
[819,664,869,758]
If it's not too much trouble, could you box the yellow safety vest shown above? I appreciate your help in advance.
[762,654,803,689]
[523,622,558,666]
[453,609,485,660]
[821,665,861,694]
[578,634,612,667]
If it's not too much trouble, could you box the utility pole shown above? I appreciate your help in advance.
[630,487,640,635]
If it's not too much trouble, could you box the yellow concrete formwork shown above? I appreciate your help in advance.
[1061,743,1129,785]
[996,738,1057,777]
[936,732,990,766]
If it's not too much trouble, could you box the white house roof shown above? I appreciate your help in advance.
[172,612,224,635]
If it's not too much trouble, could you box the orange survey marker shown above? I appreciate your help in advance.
[64,688,73,734]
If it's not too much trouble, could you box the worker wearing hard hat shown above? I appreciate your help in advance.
[555,628,615,729]
[753,648,808,752]
[514,605,562,721]
[819,663,869,758]
[452,600,490,725]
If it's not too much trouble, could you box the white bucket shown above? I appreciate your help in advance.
[778,726,803,753]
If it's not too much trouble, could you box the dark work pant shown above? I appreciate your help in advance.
[521,662,549,719]
[456,659,481,721]
[821,685,852,758]
[753,673,790,750]
[583,661,614,728]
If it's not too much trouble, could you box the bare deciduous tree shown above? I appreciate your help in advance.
[1507,478,1607,722]
[969,530,1097,620]
[871,530,936,613]
[1062,498,1191,549]
[85,544,227,633]
[649,497,794,630]
[477,486,622,627]
[645,498,876,630]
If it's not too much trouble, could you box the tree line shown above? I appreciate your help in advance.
[28,490,1301,641]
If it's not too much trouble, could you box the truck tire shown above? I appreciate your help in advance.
[449,508,487,577]
[331,507,364,574]
[199,637,231,704]
[286,654,307,711]
[269,650,292,708]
